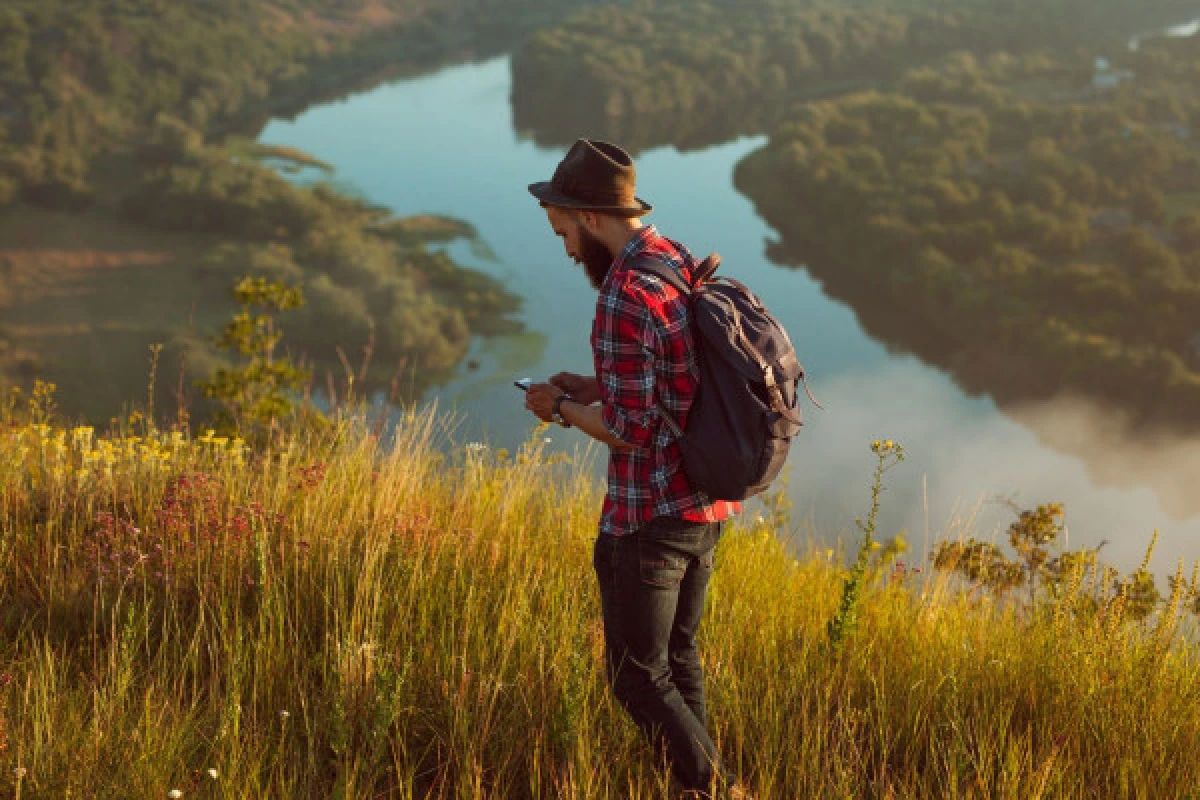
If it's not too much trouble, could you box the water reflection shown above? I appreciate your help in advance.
[1006,398,1200,521]
[511,92,779,156]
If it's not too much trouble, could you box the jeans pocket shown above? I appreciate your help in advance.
[637,539,687,589]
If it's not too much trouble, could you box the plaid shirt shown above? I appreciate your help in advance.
[591,225,741,537]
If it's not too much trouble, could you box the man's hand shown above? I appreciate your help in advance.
[525,382,565,423]
[525,381,637,449]
[549,372,601,405]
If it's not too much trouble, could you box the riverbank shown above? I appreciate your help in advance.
[0,194,517,425]
[2,396,1197,797]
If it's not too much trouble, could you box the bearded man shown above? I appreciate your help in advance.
[524,139,748,799]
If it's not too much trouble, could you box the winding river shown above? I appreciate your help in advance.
[259,54,1200,576]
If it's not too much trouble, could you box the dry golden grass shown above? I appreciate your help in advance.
[0,384,1197,798]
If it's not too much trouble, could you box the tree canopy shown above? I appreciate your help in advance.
[735,35,1200,421]
[510,0,1181,152]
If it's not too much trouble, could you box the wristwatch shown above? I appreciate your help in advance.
[551,394,573,428]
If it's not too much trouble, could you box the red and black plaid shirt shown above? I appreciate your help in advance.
[591,225,741,537]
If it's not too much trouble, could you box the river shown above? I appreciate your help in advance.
[259,54,1200,578]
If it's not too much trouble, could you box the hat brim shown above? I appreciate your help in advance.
[528,181,653,217]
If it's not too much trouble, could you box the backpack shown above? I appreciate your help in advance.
[632,253,821,502]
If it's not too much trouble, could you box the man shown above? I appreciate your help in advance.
[524,138,746,798]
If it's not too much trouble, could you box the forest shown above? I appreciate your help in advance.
[0,0,596,205]
[510,0,1200,152]
[734,37,1200,421]
[0,0,592,417]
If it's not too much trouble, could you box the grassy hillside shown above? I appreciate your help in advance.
[1,385,1198,797]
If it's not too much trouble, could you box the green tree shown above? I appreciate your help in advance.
[1027,175,1066,212]
[0,9,30,89]
[1130,186,1168,227]
[1173,210,1200,253]
[1115,229,1185,288]
[198,275,312,438]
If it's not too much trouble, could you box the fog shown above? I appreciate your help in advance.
[785,360,1200,581]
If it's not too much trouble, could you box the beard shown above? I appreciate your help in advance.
[577,225,615,290]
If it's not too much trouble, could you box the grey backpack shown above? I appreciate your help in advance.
[633,254,820,501]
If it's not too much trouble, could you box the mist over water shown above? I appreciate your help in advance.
[260,55,1200,579]
[795,367,1200,577]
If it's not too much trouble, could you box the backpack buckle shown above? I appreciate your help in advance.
[763,364,777,389]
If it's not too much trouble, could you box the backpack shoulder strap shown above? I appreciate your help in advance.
[626,252,724,440]
[626,256,710,442]
[627,252,721,296]
[629,259,693,296]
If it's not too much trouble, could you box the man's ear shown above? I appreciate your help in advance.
[577,209,601,234]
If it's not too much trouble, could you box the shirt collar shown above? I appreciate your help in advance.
[608,224,658,278]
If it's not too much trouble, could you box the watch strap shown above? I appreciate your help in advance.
[552,394,573,427]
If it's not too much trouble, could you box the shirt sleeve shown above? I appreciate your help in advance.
[595,279,659,449]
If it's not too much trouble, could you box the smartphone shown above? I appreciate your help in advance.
[514,378,532,392]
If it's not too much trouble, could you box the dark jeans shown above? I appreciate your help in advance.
[593,516,726,793]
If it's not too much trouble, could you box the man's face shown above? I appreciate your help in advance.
[545,207,613,290]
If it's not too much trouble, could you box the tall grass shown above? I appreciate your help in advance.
[1,383,1199,798]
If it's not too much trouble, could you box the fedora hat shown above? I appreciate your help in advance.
[528,139,653,217]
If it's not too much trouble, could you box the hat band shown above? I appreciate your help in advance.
[552,170,637,208]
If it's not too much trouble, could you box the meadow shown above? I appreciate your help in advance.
[1,382,1199,798]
